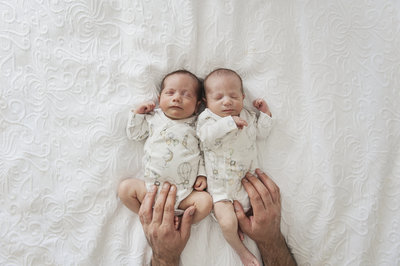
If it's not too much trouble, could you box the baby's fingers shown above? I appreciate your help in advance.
[195,181,205,191]
[253,99,263,108]
[199,181,206,190]
[145,103,155,112]
[238,120,248,128]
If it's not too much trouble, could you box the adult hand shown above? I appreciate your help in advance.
[234,169,296,266]
[139,182,196,266]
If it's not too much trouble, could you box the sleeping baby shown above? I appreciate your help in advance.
[118,70,212,224]
[197,68,273,266]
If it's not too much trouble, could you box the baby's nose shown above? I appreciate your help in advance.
[223,97,232,105]
[172,94,182,102]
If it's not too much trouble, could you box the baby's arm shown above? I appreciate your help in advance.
[232,116,248,129]
[197,113,238,148]
[193,176,207,191]
[134,101,156,114]
[127,101,155,141]
[253,98,271,117]
[253,98,273,140]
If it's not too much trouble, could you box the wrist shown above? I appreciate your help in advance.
[259,109,272,117]
[257,234,296,266]
[151,255,180,266]
[134,110,148,115]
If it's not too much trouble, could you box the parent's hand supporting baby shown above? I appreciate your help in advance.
[139,182,196,266]
[234,169,296,266]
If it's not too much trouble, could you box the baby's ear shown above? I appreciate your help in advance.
[195,100,201,113]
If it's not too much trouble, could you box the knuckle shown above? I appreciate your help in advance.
[260,190,269,200]
[272,208,280,218]
[255,214,267,224]
[258,217,268,226]
[236,210,245,220]
[158,225,170,238]
[269,186,277,194]
[153,203,163,213]
[138,211,148,224]
[164,204,174,213]
[253,193,263,203]
[149,227,158,239]
[139,215,145,224]
[138,209,144,218]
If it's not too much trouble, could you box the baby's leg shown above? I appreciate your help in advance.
[214,201,260,266]
[118,178,147,214]
[179,191,213,224]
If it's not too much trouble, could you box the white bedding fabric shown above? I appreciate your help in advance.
[1,1,400,265]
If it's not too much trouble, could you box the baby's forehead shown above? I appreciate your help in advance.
[163,73,198,88]
[205,73,242,91]
[207,71,242,86]
[161,73,201,98]
[210,71,239,80]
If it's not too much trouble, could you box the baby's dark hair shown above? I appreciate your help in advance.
[160,70,203,101]
[203,68,244,97]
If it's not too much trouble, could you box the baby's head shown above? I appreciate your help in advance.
[159,70,203,120]
[203,68,244,117]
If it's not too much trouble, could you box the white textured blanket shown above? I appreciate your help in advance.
[1,1,399,265]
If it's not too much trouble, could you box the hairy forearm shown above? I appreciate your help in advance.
[151,255,179,266]
[258,235,297,266]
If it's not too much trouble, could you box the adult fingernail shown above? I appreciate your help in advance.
[170,185,176,192]
[149,185,157,192]
[242,178,249,183]
[163,183,169,190]
[189,208,195,216]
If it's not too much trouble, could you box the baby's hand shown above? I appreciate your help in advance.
[232,116,248,129]
[134,101,156,114]
[253,98,271,117]
[193,176,207,191]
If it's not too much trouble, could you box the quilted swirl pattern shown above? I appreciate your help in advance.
[1,1,399,265]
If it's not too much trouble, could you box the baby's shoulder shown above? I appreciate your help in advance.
[241,107,257,120]
[198,108,219,121]
[198,109,210,119]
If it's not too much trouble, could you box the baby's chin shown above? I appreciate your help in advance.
[218,110,240,117]
[164,112,193,120]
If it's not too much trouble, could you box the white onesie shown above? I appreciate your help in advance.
[127,108,204,209]
[197,108,272,211]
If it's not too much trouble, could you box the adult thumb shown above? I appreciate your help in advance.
[180,206,195,239]
[234,200,250,231]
